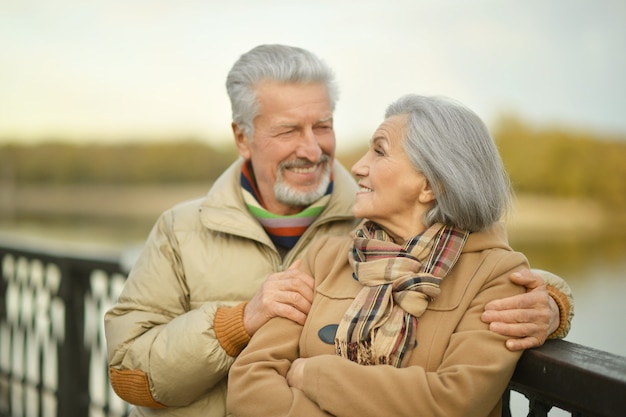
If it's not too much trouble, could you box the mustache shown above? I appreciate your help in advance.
[279,154,331,170]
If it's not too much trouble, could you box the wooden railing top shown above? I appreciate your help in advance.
[510,339,626,417]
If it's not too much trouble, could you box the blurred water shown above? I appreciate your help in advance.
[513,236,626,357]
[508,235,626,416]
[560,259,626,356]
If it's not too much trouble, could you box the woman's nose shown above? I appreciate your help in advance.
[351,154,368,177]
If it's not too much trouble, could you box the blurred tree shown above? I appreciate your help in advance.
[0,140,238,185]
[493,116,626,210]
[1,121,625,212]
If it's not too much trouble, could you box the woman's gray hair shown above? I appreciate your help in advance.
[226,44,339,138]
[385,94,511,232]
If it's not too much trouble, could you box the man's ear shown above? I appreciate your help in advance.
[418,178,435,204]
[232,122,251,159]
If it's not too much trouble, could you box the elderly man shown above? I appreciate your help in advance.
[105,44,572,417]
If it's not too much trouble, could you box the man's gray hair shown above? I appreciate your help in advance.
[226,44,339,138]
[385,94,512,232]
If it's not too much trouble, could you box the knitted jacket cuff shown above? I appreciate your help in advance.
[214,302,251,357]
[546,285,571,340]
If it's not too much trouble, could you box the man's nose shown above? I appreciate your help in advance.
[296,130,322,162]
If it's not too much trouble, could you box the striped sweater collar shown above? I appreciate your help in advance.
[240,160,333,249]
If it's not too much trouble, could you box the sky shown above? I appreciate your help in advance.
[1,0,625,151]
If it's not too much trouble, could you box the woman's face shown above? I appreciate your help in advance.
[351,114,434,242]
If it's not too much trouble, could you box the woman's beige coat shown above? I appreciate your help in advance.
[104,159,359,417]
[228,222,528,417]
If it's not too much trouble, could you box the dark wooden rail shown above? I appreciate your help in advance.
[1,240,625,417]
[504,339,626,417]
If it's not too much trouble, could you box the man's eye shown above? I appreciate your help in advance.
[374,148,384,156]
[314,125,332,132]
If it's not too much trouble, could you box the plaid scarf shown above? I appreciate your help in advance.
[335,221,469,367]
[241,161,332,249]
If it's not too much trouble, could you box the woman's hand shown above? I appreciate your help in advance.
[286,358,308,390]
[243,260,314,336]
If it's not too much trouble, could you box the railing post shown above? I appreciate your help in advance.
[527,397,552,417]
[56,259,91,417]
[501,388,512,417]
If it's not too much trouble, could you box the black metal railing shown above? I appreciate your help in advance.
[0,241,129,417]
[1,241,625,417]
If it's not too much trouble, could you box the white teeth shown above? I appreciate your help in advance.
[359,186,372,192]
[291,166,316,174]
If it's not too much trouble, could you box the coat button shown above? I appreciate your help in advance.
[318,324,338,344]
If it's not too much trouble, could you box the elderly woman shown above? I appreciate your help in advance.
[227,95,533,417]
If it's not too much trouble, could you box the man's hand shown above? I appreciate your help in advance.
[286,358,307,390]
[243,260,314,336]
[482,269,559,351]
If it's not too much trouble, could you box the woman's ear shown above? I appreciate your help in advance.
[418,178,435,204]
[232,122,251,160]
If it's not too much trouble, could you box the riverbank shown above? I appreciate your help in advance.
[0,184,620,251]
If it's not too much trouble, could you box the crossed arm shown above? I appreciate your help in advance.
[242,266,573,351]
